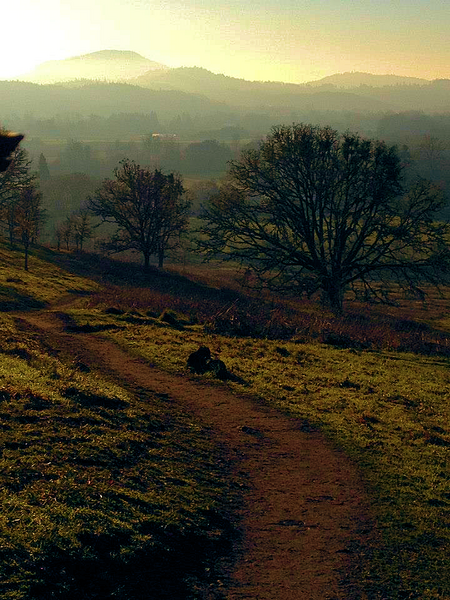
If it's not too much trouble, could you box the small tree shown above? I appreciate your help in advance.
[38,153,51,181]
[0,147,36,247]
[14,185,45,270]
[54,224,63,251]
[61,140,94,174]
[72,210,92,252]
[88,160,189,270]
[60,217,74,251]
[199,124,450,312]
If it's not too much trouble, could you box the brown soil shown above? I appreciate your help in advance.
[18,305,377,600]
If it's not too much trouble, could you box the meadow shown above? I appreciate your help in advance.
[0,244,238,599]
[0,242,449,599]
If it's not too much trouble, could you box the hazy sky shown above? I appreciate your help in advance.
[2,0,450,83]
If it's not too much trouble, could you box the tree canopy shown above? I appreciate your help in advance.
[199,123,450,312]
[14,185,45,270]
[0,139,45,269]
[88,160,190,269]
[0,131,24,172]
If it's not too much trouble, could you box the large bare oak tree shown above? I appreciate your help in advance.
[199,124,450,312]
[88,160,190,270]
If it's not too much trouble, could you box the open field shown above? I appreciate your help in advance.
[1,243,449,599]
[0,244,238,599]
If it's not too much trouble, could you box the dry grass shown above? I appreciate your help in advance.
[67,256,450,359]
[11,246,450,599]
[59,257,450,600]
[0,244,238,600]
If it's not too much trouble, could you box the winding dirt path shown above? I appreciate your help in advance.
[18,305,376,600]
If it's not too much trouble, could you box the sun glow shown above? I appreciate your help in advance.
[1,0,449,83]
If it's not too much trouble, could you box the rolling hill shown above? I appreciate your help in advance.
[18,50,167,84]
[306,71,429,88]
[4,50,450,126]
[133,66,396,111]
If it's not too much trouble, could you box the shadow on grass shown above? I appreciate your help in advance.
[66,322,124,333]
[21,523,238,600]
[42,248,450,358]
[41,249,241,305]
[63,386,129,410]
[0,285,46,311]
[55,311,124,334]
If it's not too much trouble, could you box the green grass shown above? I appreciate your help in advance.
[0,244,238,599]
[0,243,99,309]
[64,275,450,600]
[2,243,450,599]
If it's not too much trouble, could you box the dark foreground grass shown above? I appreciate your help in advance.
[0,244,239,600]
[0,327,238,600]
[2,245,450,599]
[54,254,450,600]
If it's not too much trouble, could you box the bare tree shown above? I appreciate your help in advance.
[88,160,189,270]
[60,217,74,251]
[54,224,63,251]
[199,124,450,313]
[415,135,447,181]
[72,210,93,251]
[0,147,36,247]
[14,185,45,270]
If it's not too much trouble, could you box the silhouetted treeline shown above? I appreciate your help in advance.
[0,81,223,121]
[7,108,373,142]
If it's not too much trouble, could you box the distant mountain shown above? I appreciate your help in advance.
[306,71,429,88]
[134,66,304,95]
[133,66,395,111]
[18,50,167,84]
[6,51,450,119]
[134,66,450,112]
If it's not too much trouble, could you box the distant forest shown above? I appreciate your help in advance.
[13,110,450,185]
[2,77,450,243]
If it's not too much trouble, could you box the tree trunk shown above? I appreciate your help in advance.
[8,216,15,248]
[158,247,164,269]
[23,237,29,271]
[143,252,151,271]
[323,278,345,314]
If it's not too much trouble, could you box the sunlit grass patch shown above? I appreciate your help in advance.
[99,316,450,599]
[0,242,99,309]
[0,316,236,599]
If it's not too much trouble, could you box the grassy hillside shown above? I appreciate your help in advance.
[1,244,449,599]
[0,244,238,599]
[54,253,450,600]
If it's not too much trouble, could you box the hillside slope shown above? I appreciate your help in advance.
[18,50,167,84]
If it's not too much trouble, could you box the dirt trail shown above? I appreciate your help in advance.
[19,306,376,600]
